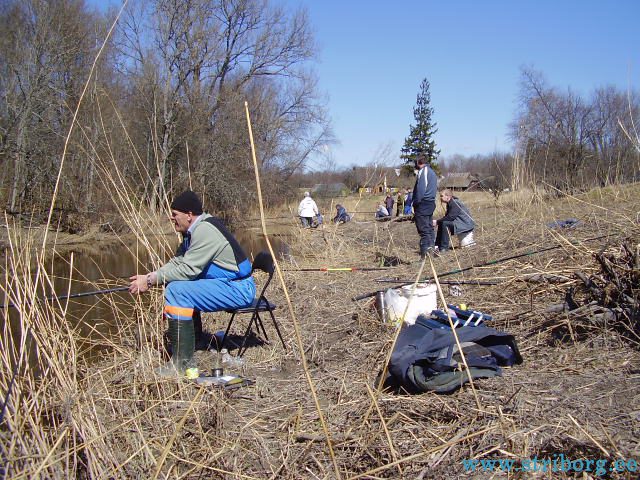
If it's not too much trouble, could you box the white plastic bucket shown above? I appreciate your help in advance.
[399,283,438,325]
[458,230,475,247]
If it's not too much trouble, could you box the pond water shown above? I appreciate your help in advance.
[1,228,291,364]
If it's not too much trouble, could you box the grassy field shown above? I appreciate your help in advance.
[1,184,639,478]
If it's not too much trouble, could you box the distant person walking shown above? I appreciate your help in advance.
[298,192,319,228]
[412,155,438,258]
[396,189,405,216]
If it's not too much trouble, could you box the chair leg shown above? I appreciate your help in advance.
[220,312,237,353]
[237,313,259,357]
[254,312,269,341]
[268,309,286,349]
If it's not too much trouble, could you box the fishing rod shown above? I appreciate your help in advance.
[284,266,396,272]
[375,278,501,286]
[1,286,129,310]
[352,233,609,301]
[235,211,380,223]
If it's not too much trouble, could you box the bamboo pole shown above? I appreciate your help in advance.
[244,102,342,480]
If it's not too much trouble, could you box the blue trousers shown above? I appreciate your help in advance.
[435,221,455,250]
[164,260,256,321]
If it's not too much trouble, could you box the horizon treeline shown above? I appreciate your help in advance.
[0,0,332,221]
[297,67,639,195]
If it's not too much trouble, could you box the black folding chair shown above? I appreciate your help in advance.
[221,251,286,357]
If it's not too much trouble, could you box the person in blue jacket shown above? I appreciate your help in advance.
[333,204,350,224]
[411,155,438,258]
[129,190,256,376]
[404,189,413,215]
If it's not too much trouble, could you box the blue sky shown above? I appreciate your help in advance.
[291,0,640,168]
[91,0,639,169]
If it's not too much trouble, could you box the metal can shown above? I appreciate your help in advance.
[375,291,387,322]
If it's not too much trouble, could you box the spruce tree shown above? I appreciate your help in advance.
[401,78,440,171]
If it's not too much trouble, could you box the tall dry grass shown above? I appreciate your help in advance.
[0,24,189,473]
[2,180,640,478]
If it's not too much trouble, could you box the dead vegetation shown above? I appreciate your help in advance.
[1,185,640,478]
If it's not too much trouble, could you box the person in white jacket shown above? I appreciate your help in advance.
[298,192,319,228]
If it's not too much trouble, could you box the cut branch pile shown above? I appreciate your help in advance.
[556,240,639,336]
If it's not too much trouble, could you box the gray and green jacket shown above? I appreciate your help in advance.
[157,213,251,283]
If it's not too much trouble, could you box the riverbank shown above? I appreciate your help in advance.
[3,184,640,478]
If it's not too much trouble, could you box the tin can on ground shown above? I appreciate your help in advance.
[374,291,387,322]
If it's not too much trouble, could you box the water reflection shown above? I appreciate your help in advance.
[234,228,291,260]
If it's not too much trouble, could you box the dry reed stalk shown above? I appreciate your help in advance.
[428,256,482,411]
[244,102,341,479]
[364,383,402,476]
[151,387,204,479]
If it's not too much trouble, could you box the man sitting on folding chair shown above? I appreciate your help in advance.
[128,190,256,377]
[432,189,475,254]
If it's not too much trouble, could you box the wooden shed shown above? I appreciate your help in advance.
[439,172,480,191]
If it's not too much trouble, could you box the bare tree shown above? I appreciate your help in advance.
[510,67,639,191]
[114,0,331,214]
[0,0,105,213]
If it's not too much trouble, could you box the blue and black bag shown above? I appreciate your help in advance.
[384,316,522,394]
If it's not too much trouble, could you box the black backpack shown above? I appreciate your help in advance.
[384,317,522,393]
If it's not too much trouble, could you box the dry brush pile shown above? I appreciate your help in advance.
[1,185,639,478]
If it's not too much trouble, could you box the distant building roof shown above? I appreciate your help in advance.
[311,183,350,197]
[439,172,479,189]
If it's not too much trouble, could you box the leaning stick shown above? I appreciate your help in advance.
[428,256,483,411]
[244,102,342,480]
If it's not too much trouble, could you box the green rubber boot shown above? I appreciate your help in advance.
[156,318,196,377]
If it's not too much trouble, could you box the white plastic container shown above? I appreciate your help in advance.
[382,284,437,326]
[458,230,475,247]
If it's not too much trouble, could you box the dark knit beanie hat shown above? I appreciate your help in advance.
[171,190,203,215]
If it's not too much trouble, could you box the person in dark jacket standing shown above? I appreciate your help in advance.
[396,189,406,216]
[433,189,475,253]
[384,194,394,215]
[412,155,438,258]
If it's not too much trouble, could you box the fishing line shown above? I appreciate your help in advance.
[1,286,129,310]
[352,233,610,301]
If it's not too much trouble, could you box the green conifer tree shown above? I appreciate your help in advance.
[401,78,440,171]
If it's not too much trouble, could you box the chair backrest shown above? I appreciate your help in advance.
[252,252,275,302]
[252,251,274,276]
